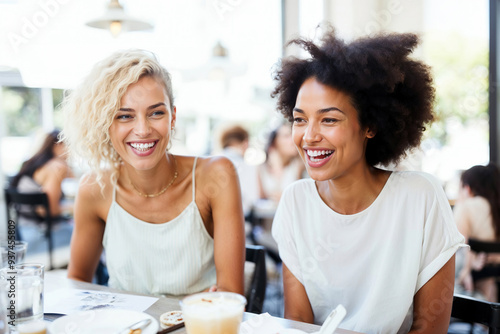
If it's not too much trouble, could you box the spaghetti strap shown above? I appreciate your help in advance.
[192,157,198,201]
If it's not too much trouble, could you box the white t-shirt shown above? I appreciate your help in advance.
[272,171,465,334]
[222,148,259,217]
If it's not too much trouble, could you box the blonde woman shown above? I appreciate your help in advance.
[62,50,245,296]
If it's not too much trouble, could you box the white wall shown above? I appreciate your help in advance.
[323,0,424,39]
[283,0,301,56]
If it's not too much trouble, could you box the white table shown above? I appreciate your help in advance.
[45,271,361,334]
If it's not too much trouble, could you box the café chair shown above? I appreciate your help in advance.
[451,293,500,333]
[4,187,55,270]
[468,238,500,264]
[468,238,500,253]
[468,238,500,301]
[245,244,267,314]
[95,254,109,286]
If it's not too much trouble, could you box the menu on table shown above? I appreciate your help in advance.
[45,288,159,315]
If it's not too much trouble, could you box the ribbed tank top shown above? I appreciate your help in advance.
[103,157,216,297]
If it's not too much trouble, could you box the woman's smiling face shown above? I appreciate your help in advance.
[292,77,374,181]
[109,75,175,171]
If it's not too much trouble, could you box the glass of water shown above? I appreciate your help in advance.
[0,263,44,327]
[0,281,9,334]
[0,241,28,269]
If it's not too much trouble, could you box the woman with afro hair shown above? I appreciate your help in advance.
[271,28,465,334]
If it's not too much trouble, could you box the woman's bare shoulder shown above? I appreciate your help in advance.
[35,158,68,178]
[195,155,236,175]
[45,158,70,172]
[192,156,238,198]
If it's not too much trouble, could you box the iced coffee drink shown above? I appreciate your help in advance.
[180,292,246,334]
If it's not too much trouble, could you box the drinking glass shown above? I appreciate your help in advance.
[180,292,246,334]
[0,241,28,269]
[0,264,44,327]
[0,281,9,334]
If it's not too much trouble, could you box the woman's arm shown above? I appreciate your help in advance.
[282,263,314,323]
[409,256,455,334]
[39,160,70,217]
[453,204,474,291]
[67,176,106,282]
[257,165,266,200]
[206,157,245,294]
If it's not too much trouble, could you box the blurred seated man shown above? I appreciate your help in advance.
[219,125,259,221]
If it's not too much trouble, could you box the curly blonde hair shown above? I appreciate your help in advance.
[61,49,174,191]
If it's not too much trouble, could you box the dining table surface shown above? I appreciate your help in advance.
[44,270,362,334]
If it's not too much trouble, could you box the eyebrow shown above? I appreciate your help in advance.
[119,102,167,112]
[293,107,345,114]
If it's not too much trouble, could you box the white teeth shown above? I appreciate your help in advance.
[130,142,155,151]
[306,149,333,157]
[306,149,333,162]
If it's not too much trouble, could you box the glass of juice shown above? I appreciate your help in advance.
[180,292,247,334]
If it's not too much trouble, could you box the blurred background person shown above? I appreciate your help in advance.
[257,123,305,205]
[10,129,75,221]
[219,124,259,222]
[454,163,500,302]
[253,122,306,265]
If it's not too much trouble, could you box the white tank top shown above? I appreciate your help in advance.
[103,157,216,297]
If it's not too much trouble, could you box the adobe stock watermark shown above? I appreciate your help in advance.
[7,0,71,53]
[354,0,403,36]
[412,279,455,331]
[211,0,245,20]
[281,232,340,284]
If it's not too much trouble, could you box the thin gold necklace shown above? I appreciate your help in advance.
[129,155,178,198]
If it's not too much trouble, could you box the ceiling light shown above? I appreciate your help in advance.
[86,0,153,37]
[182,41,246,81]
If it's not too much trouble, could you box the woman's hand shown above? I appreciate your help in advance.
[457,270,474,292]
[471,252,487,271]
